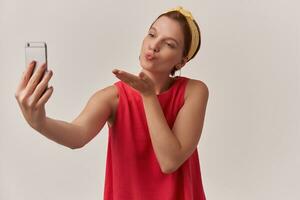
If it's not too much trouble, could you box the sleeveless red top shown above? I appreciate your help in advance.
[104,76,206,200]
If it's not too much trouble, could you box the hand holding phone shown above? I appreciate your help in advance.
[14,42,54,132]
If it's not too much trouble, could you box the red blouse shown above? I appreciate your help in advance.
[103,76,206,200]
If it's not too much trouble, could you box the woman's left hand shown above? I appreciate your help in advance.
[112,68,155,97]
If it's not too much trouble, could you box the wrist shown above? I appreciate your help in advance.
[33,117,48,133]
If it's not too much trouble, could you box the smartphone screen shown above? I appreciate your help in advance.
[25,42,47,73]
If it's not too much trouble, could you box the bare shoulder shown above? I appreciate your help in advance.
[95,84,118,97]
[89,84,118,105]
[93,84,119,111]
[184,78,209,101]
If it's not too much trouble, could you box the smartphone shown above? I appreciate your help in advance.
[25,42,48,92]
[25,41,47,70]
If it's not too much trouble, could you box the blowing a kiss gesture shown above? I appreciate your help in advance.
[112,69,156,97]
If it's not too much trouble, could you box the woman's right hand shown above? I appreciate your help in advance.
[15,61,54,132]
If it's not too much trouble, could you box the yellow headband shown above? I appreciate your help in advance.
[163,6,200,61]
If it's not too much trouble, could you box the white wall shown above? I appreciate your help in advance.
[1,0,299,199]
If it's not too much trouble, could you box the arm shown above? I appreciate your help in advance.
[38,85,115,149]
[110,69,209,173]
[70,85,116,148]
[15,61,115,149]
[141,80,209,174]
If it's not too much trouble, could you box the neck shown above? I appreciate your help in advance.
[141,70,176,95]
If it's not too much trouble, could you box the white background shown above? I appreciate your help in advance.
[1,0,299,199]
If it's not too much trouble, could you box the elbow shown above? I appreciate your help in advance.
[162,168,175,174]
[70,145,80,150]
[70,145,83,150]
[160,156,182,174]
[69,142,85,150]
[161,166,178,174]
[161,162,179,174]
[70,130,87,149]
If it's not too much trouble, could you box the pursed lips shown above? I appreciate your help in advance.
[145,52,156,61]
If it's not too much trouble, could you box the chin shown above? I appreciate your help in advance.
[139,57,167,74]
[140,65,164,76]
[140,59,153,69]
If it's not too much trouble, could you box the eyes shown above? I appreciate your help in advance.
[148,33,175,48]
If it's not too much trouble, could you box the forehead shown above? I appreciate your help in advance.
[150,16,184,45]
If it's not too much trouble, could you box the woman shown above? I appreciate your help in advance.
[15,6,209,200]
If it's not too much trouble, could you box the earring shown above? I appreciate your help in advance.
[172,66,181,77]
[175,68,181,77]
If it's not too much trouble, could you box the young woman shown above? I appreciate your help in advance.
[15,6,209,200]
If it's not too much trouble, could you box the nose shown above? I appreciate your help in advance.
[149,39,160,53]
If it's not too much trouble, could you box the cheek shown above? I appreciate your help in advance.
[164,53,182,67]
[164,50,182,62]
[141,38,148,49]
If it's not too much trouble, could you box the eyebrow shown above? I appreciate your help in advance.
[149,26,180,46]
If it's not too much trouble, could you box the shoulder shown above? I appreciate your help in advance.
[184,77,209,101]
[93,84,118,100]
[90,84,119,110]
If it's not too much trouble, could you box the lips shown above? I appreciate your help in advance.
[145,52,156,61]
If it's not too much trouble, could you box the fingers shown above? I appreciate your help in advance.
[112,69,140,83]
[25,62,48,95]
[16,60,36,93]
[31,70,53,105]
[35,86,54,108]
[112,69,120,74]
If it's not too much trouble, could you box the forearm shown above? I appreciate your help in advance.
[37,117,85,149]
[141,95,181,172]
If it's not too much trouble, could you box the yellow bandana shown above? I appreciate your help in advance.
[164,6,200,61]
